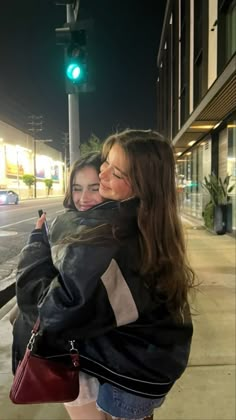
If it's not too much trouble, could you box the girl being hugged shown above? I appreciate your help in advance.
[15,130,195,420]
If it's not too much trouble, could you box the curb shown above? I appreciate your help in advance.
[0,296,16,321]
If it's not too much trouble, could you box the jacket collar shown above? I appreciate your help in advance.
[68,197,140,225]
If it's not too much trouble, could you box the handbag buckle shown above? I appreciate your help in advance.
[69,340,78,353]
[69,340,79,367]
[27,332,38,351]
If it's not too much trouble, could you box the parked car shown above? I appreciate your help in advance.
[0,190,19,205]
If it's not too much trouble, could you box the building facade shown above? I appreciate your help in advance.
[156,0,236,231]
[0,119,65,199]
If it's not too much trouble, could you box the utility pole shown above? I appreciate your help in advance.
[66,2,80,165]
[62,132,69,191]
[28,115,43,199]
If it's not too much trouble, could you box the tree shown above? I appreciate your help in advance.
[44,179,53,196]
[22,174,35,198]
[80,134,102,155]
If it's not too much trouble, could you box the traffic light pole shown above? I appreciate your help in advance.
[68,93,80,165]
[67,4,80,166]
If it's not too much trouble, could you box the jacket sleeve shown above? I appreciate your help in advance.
[17,230,140,339]
[16,230,58,325]
[37,241,134,338]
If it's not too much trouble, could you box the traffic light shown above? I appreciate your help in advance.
[64,29,87,93]
[56,21,95,94]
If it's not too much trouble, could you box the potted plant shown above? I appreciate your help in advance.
[202,173,235,235]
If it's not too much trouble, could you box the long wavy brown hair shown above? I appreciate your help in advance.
[102,129,195,316]
[58,131,194,318]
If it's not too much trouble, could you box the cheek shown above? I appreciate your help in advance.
[72,191,81,202]
[93,192,103,203]
[111,179,133,199]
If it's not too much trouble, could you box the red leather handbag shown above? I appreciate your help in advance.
[9,319,80,404]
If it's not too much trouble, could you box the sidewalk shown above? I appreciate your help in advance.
[0,222,235,420]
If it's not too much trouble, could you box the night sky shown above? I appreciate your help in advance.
[0,0,166,152]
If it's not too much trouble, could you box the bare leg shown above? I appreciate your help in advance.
[103,415,154,420]
[64,401,107,420]
[65,403,154,420]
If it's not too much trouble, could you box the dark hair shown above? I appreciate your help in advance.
[102,129,195,317]
[63,152,102,209]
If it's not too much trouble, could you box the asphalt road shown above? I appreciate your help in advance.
[0,197,64,265]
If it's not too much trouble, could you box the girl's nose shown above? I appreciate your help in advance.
[80,189,90,201]
[99,163,110,179]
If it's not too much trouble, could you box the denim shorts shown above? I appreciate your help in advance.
[96,382,165,419]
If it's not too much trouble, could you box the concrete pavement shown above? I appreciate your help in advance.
[0,219,235,420]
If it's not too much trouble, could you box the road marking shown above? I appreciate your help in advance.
[0,231,18,236]
[0,217,36,229]
[0,200,63,214]
[0,209,63,229]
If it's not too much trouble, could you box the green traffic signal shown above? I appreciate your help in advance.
[66,63,82,81]
[56,21,95,93]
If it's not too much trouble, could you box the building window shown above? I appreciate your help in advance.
[193,0,208,107]
[227,118,236,230]
[157,65,164,134]
[194,51,203,106]
[218,0,236,74]
[180,0,190,126]
[172,1,179,136]
[177,139,212,219]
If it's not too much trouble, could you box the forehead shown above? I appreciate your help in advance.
[107,143,129,173]
[73,166,99,184]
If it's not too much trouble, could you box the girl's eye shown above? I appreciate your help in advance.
[103,159,124,179]
[113,172,123,179]
[73,187,82,192]
[91,187,99,191]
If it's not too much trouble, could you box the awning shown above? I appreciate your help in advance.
[173,55,236,155]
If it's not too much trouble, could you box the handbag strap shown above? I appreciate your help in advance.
[32,317,40,334]
[28,319,80,368]
[27,317,40,351]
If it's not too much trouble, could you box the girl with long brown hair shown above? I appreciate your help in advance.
[15,129,194,420]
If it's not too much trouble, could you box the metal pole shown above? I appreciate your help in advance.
[34,139,37,198]
[68,94,80,164]
[64,136,67,192]
[16,150,20,198]
[66,4,80,166]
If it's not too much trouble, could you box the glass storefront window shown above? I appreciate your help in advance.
[226,2,236,62]
[227,120,236,230]
[176,138,211,219]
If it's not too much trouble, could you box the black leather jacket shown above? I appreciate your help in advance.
[15,199,193,398]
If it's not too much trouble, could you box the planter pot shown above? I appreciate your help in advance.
[226,203,232,233]
[214,205,227,235]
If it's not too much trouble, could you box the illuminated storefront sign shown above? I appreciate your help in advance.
[0,145,5,182]
[5,144,31,176]
[51,164,59,181]
[36,157,61,182]
[36,167,46,179]
[36,155,56,179]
